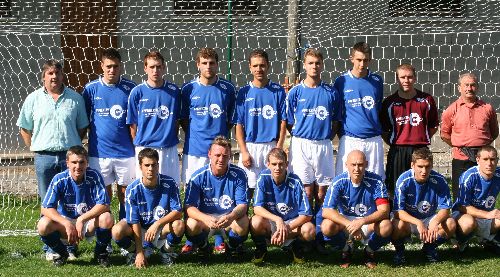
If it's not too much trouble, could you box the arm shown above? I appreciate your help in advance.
[131,223,147,269]
[440,107,453,147]
[216,203,248,228]
[78,128,87,140]
[235,124,252,168]
[185,206,218,229]
[253,206,291,245]
[427,208,450,242]
[179,118,189,133]
[76,204,110,239]
[129,124,137,141]
[428,127,438,139]
[19,128,32,148]
[144,210,182,242]
[488,107,499,142]
[41,207,78,245]
[276,121,288,149]
[394,209,428,242]
[458,205,500,220]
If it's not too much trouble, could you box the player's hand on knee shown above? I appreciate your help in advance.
[352,229,363,241]
[135,252,147,269]
[216,214,233,228]
[145,222,160,242]
[271,230,284,246]
[206,216,219,229]
[64,221,79,245]
[346,218,364,235]
[487,209,500,220]
[75,217,85,241]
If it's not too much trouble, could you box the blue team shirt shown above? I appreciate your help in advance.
[125,174,181,229]
[126,80,181,148]
[233,81,286,143]
[184,164,248,215]
[180,77,236,157]
[334,70,384,138]
[253,169,311,221]
[285,81,341,140]
[394,169,452,219]
[82,76,136,158]
[453,166,500,212]
[323,171,387,217]
[42,168,110,219]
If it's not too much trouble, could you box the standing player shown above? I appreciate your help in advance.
[37,146,113,267]
[334,42,385,181]
[453,145,500,254]
[285,48,341,250]
[380,63,439,195]
[82,48,137,221]
[440,73,498,200]
[233,49,287,200]
[180,48,236,253]
[321,150,392,269]
[184,136,249,262]
[250,148,315,264]
[112,148,184,268]
[127,51,181,185]
[392,147,456,265]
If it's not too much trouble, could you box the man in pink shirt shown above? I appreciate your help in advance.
[440,73,498,200]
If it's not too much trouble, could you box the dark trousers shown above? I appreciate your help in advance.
[385,145,426,194]
[452,158,477,201]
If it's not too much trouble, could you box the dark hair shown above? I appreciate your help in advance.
[411,147,433,164]
[66,145,88,161]
[196,47,219,63]
[138,148,159,165]
[248,49,269,64]
[143,51,165,67]
[101,48,121,62]
[477,145,498,159]
[351,41,371,58]
[209,135,231,151]
[303,48,323,62]
[40,59,63,80]
[266,148,287,163]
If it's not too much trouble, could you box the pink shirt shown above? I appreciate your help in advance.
[441,97,498,160]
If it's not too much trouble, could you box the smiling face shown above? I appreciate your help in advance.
[67,154,88,183]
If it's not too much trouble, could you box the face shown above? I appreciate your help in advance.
[458,76,478,102]
[66,154,88,182]
[397,68,416,93]
[266,155,288,182]
[197,56,218,80]
[345,151,367,182]
[140,157,159,182]
[477,150,498,178]
[144,58,165,83]
[43,66,64,91]
[350,51,371,76]
[249,56,269,82]
[411,158,432,183]
[303,55,323,79]
[101,57,121,84]
[208,144,230,175]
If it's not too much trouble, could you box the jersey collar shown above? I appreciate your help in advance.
[99,76,122,87]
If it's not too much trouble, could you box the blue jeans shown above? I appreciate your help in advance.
[34,151,67,202]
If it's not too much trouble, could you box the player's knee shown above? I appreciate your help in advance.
[185,218,202,235]
[391,219,409,237]
[445,217,457,234]
[172,219,185,235]
[37,217,52,235]
[457,214,476,233]
[111,221,128,239]
[98,212,114,229]
[320,219,337,236]
[378,219,393,237]
[300,222,316,241]
[250,215,266,233]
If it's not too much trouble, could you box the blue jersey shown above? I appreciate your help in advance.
[285,81,341,140]
[394,169,452,219]
[125,174,181,229]
[253,169,311,221]
[126,80,181,148]
[82,76,136,158]
[184,164,248,215]
[180,77,236,157]
[323,171,387,217]
[334,70,383,138]
[453,166,500,212]
[42,168,110,219]
[233,81,286,143]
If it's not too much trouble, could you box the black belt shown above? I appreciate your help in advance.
[34,150,66,155]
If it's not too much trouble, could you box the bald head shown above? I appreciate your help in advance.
[345,150,367,184]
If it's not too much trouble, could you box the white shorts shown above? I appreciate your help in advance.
[141,226,167,249]
[335,135,385,180]
[269,218,296,246]
[238,141,276,189]
[452,211,496,241]
[345,215,372,244]
[60,217,94,244]
[135,146,180,185]
[409,215,436,237]
[89,157,135,186]
[182,154,209,185]
[289,137,335,186]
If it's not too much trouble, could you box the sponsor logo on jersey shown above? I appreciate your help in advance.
[192,96,201,100]
[298,98,306,102]
[276,203,293,215]
[94,96,103,100]
[485,196,496,209]
[354,203,368,216]
[314,106,329,120]
[344,89,354,93]
[168,84,177,91]
[362,96,375,110]
[77,203,89,215]
[262,105,277,119]
[219,195,234,209]
[417,200,431,214]
[157,105,170,119]
[139,98,149,102]
[153,206,166,220]
[209,104,223,118]
[410,113,423,127]
[110,104,125,119]
[245,98,255,102]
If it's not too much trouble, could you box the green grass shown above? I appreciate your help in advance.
[0,236,499,276]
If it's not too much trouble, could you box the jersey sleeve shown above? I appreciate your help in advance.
[75,94,90,129]
[455,174,475,207]
[233,88,245,125]
[125,186,140,225]
[439,104,454,139]
[427,95,439,129]
[226,85,237,125]
[278,88,287,122]
[393,178,407,211]
[373,179,389,200]
[168,182,182,212]
[487,104,499,140]
[436,178,452,210]
[180,84,191,120]
[126,89,139,125]
[93,171,110,205]
[285,89,296,125]
[173,86,182,120]
[81,87,92,121]
[234,171,248,206]
[253,175,266,207]
[183,178,201,208]
[323,181,340,209]
[42,177,62,209]
[296,180,312,216]
[379,97,391,133]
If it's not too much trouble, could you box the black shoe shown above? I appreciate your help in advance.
[197,243,212,264]
[95,252,110,267]
[483,240,500,255]
[52,253,68,267]
[251,247,267,265]
[422,244,439,263]
[340,244,353,268]
[291,241,305,264]
[225,245,243,263]
[364,247,377,269]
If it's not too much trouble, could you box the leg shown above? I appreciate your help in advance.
[37,216,70,265]
[391,218,411,265]
[249,215,271,264]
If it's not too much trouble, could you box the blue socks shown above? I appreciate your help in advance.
[228,230,247,248]
[95,227,111,254]
[367,232,390,252]
[40,231,67,256]
[325,231,347,250]
[166,233,182,246]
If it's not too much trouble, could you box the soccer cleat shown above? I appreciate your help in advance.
[106,243,114,254]
[52,253,68,267]
[181,244,196,255]
[214,242,227,254]
[67,251,77,261]
[423,244,439,263]
[160,251,176,266]
[45,252,61,261]
[364,247,377,269]
[393,250,407,266]
[143,246,153,258]
[197,243,212,264]
[126,252,137,265]
[120,248,129,256]
[252,247,267,265]
[291,243,305,264]
[340,245,353,268]
[95,252,111,267]
[314,240,330,255]
[483,240,500,255]
[225,245,244,263]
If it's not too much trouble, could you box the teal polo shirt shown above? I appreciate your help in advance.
[17,86,89,152]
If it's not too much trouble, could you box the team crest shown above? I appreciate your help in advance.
[410,113,423,127]
[276,203,292,215]
[157,105,170,119]
[76,203,89,215]
[153,206,166,220]
[485,196,496,209]
[362,96,375,110]
[219,195,233,209]
[417,201,431,214]
[430,178,437,184]
[110,105,124,119]
[123,85,130,91]
[315,106,329,120]
[354,203,368,216]
[209,104,222,118]
[262,105,276,120]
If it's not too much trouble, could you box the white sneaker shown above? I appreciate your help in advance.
[106,244,113,254]
[67,252,77,261]
[120,248,129,256]
[45,252,61,261]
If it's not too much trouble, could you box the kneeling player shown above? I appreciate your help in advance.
[37,146,113,267]
[184,136,249,262]
[392,147,456,264]
[453,145,500,254]
[250,148,315,264]
[321,150,391,269]
[112,148,184,268]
